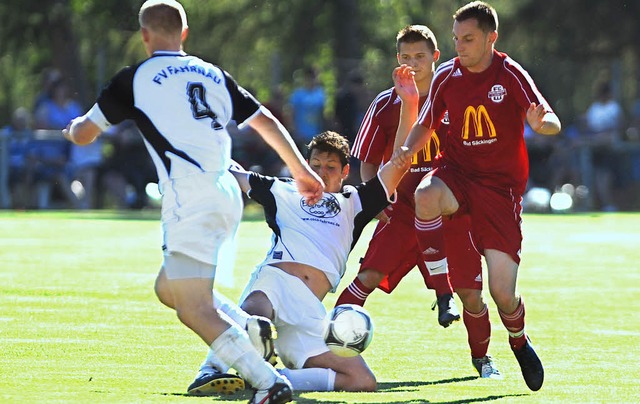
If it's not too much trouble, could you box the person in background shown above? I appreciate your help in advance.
[288,67,326,147]
[579,79,624,212]
[3,107,33,209]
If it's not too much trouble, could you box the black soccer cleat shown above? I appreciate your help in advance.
[187,371,245,396]
[512,336,544,391]
[249,378,293,404]
[432,293,461,328]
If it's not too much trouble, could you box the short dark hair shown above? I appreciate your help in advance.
[396,25,438,54]
[454,1,498,33]
[306,131,350,167]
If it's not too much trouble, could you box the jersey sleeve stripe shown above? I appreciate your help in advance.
[352,89,393,160]
[419,60,455,128]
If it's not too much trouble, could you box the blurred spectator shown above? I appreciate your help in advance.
[33,68,62,113]
[35,76,103,209]
[287,66,326,147]
[577,80,625,211]
[2,107,33,209]
[98,120,156,209]
[24,132,77,209]
[34,77,83,130]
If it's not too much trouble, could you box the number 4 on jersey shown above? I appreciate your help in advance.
[187,82,223,130]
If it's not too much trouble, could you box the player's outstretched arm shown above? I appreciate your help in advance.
[378,153,410,196]
[393,64,420,151]
[248,106,325,205]
[527,103,561,135]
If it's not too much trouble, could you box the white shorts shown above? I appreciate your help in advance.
[161,170,242,277]
[239,265,329,369]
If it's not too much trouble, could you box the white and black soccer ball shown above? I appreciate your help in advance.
[323,304,374,357]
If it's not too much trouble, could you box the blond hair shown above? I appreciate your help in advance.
[139,0,188,36]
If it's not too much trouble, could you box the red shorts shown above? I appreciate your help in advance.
[358,201,482,292]
[432,166,523,265]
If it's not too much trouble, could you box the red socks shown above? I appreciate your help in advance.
[335,277,374,307]
[463,305,491,358]
[415,216,453,295]
[499,297,527,350]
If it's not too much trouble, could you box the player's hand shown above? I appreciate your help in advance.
[62,121,73,141]
[391,146,412,170]
[375,205,392,223]
[294,169,325,206]
[392,64,419,104]
[526,102,546,132]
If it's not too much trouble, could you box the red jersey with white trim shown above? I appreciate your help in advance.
[352,87,445,207]
[419,50,554,195]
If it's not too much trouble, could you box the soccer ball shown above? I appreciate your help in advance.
[323,304,374,357]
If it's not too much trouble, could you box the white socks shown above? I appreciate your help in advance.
[278,367,336,391]
[210,326,278,390]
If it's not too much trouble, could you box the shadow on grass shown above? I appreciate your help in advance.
[154,376,528,403]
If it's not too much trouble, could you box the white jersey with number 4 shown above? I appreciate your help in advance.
[86,50,262,192]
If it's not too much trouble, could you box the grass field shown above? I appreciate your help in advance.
[1,209,639,403]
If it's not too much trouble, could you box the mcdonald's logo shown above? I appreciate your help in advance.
[462,105,496,140]
[411,132,441,165]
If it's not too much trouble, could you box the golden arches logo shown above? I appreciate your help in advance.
[462,105,496,140]
[411,132,441,165]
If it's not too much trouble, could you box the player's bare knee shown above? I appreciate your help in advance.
[358,372,377,392]
[241,291,274,320]
[359,269,384,288]
[455,288,483,312]
[347,370,376,392]
[489,288,517,313]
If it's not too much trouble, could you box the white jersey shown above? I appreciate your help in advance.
[247,172,395,292]
[88,50,261,191]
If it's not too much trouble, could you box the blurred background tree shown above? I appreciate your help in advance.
[0,0,639,127]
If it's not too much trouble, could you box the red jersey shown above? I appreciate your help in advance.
[419,50,554,195]
[353,87,446,207]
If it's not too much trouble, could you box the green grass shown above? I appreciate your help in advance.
[1,210,639,403]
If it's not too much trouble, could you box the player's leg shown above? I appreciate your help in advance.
[417,259,459,328]
[242,290,275,320]
[414,172,460,320]
[335,219,391,306]
[336,215,421,308]
[160,254,286,396]
[456,287,501,379]
[486,249,543,391]
[335,268,384,307]
[188,291,275,396]
[299,352,376,392]
[447,213,501,378]
[414,173,460,272]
